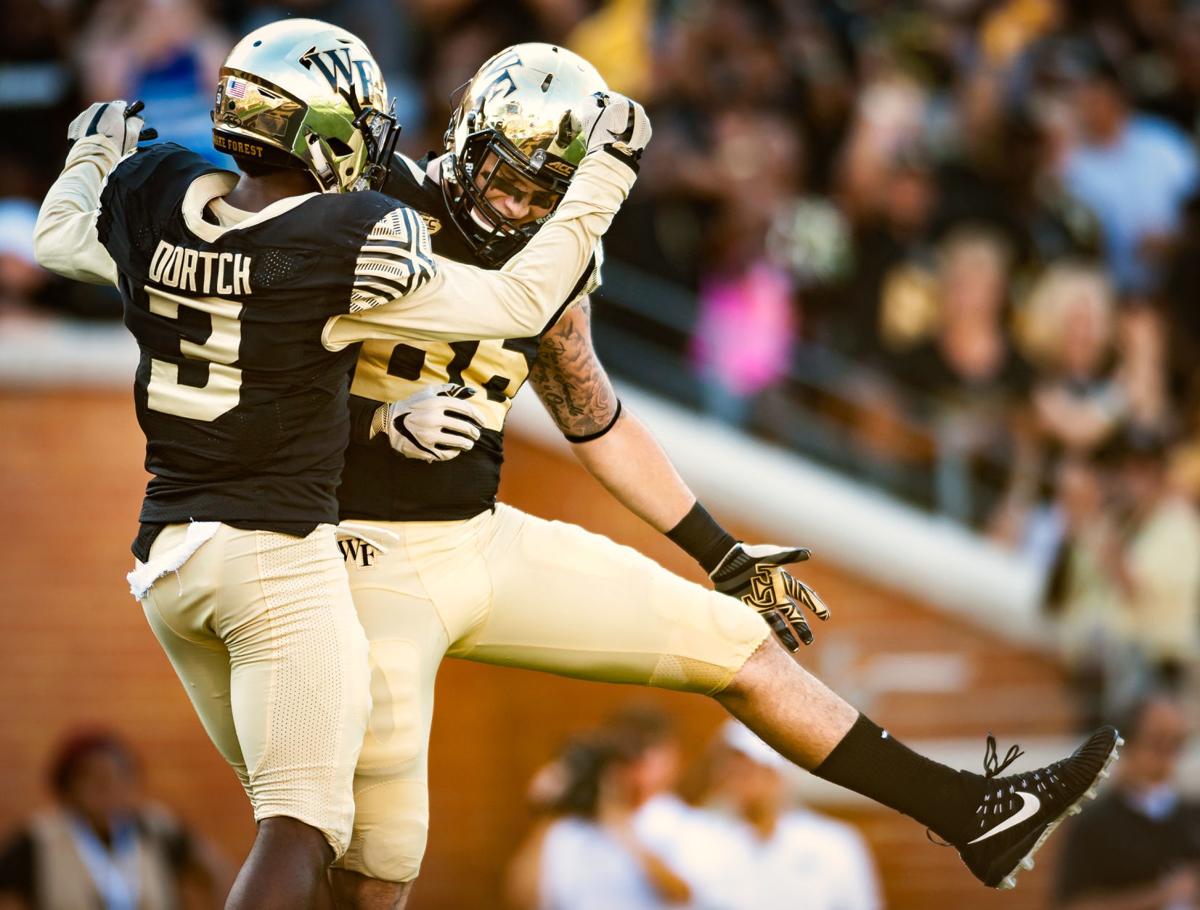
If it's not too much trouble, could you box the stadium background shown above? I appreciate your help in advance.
[3,0,1200,907]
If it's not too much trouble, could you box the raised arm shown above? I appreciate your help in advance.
[529,300,832,649]
[322,97,648,349]
[33,101,150,285]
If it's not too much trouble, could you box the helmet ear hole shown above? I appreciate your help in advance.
[326,137,353,157]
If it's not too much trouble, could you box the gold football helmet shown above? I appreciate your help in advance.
[443,43,608,265]
[212,18,398,193]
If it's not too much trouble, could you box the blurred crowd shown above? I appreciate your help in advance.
[5,0,1200,708]
[6,704,1199,910]
[504,707,881,910]
[0,729,231,909]
[1055,692,1200,910]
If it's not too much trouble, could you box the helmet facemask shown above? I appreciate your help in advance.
[354,102,401,190]
[444,113,571,266]
[441,43,606,267]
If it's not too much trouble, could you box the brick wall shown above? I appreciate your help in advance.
[0,389,1074,909]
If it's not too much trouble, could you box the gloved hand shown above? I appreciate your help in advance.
[710,544,830,650]
[67,100,157,155]
[580,92,652,160]
[373,383,487,462]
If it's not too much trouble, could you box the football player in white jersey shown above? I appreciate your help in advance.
[331,44,1121,910]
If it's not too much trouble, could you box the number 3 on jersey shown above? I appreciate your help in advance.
[145,287,243,421]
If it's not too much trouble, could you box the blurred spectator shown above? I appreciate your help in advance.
[0,0,80,197]
[565,0,653,97]
[623,709,742,910]
[1058,47,1199,294]
[694,722,882,910]
[1022,263,1123,456]
[1055,693,1200,910]
[76,0,232,165]
[885,225,1032,523]
[0,200,49,324]
[1053,431,1200,718]
[607,707,688,843]
[511,730,691,910]
[0,198,121,322]
[990,263,1121,557]
[690,237,796,427]
[688,110,806,426]
[0,729,230,910]
[833,149,937,365]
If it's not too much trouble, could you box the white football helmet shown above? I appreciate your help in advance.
[211,18,398,193]
[443,43,609,265]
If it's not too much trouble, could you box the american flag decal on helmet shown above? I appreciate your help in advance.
[227,78,247,100]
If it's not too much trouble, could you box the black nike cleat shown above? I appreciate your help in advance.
[955,726,1122,889]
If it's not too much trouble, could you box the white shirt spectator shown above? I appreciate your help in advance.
[539,816,671,910]
[635,794,740,910]
[634,794,882,910]
[720,809,883,910]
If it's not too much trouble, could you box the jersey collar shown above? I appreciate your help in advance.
[181,171,320,243]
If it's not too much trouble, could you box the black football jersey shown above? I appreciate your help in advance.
[336,152,599,521]
[97,143,435,549]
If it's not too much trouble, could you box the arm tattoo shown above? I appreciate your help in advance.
[529,300,620,438]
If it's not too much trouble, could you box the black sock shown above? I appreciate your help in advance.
[813,714,982,844]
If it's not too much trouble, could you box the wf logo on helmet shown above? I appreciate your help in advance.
[477,49,522,106]
[300,47,376,101]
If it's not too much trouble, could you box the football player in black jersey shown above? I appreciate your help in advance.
[332,44,1122,908]
[33,21,648,909]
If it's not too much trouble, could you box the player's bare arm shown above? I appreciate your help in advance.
[530,298,686,527]
[527,297,830,649]
[529,299,621,439]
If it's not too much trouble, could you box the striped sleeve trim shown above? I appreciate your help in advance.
[350,206,437,311]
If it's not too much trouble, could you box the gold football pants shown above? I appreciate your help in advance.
[137,523,371,857]
[335,504,769,881]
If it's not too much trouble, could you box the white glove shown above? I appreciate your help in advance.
[581,92,652,159]
[67,100,156,156]
[372,383,487,462]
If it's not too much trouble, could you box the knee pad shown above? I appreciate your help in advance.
[339,777,429,882]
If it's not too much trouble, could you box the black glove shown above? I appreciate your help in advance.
[710,544,830,650]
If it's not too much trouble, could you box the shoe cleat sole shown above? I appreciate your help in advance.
[993,734,1122,890]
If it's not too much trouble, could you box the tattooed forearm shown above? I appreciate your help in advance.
[530,300,620,438]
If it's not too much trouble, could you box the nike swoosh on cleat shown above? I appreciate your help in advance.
[968,792,1042,845]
